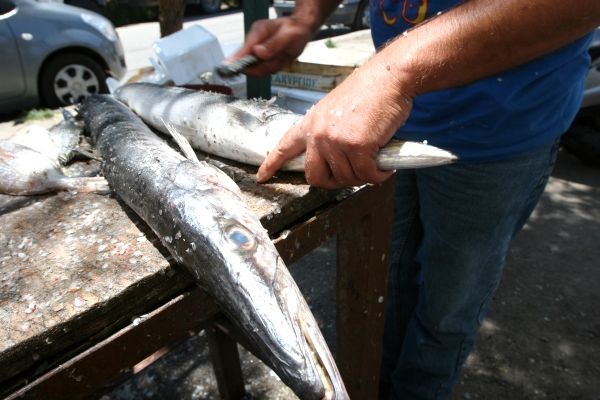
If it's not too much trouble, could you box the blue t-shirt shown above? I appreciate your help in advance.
[370,0,592,161]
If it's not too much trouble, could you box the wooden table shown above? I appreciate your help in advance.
[0,158,394,400]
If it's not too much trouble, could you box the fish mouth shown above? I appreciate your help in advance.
[265,307,347,400]
[266,258,348,399]
[210,310,344,400]
[270,258,348,399]
[298,317,336,400]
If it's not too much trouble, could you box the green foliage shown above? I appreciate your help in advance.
[16,109,56,124]
[325,39,337,48]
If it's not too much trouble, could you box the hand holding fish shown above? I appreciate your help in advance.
[256,60,415,189]
[229,17,314,76]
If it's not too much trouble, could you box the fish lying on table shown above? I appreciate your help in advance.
[11,109,86,165]
[114,82,457,172]
[79,94,349,400]
[0,140,109,196]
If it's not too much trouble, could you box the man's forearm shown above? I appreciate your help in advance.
[373,0,600,98]
[291,0,344,34]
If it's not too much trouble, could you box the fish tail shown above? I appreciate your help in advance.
[106,77,122,95]
[57,176,111,194]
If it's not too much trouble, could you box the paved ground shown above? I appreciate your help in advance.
[95,148,599,400]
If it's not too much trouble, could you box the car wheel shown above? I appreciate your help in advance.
[198,0,221,14]
[352,0,370,31]
[40,53,108,108]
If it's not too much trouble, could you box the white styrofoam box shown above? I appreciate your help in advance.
[152,25,224,86]
[221,42,241,59]
[272,86,326,114]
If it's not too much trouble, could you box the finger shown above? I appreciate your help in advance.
[233,20,274,58]
[322,145,364,187]
[256,126,306,183]
[349,151,396,184]
[304,146,338,189]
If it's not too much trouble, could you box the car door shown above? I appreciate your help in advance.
[0,0,26,103]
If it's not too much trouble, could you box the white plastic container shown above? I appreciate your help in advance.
[272,86,326,114]
[152,25,224,86]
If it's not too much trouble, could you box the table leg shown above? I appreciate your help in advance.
[335,178,394,400]
[274,178,394,399]
[207,325,246,400]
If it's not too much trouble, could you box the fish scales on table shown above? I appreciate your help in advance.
[114,82,457,171]
[79,95,349,400]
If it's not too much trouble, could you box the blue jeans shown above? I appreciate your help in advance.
[379,139,559,400]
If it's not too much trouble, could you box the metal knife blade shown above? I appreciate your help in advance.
[215,55,259,78]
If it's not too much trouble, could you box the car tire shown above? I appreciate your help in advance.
[39,53,108,108]
[352,0,370,31]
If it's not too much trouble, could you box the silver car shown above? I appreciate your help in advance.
[273,0,370,31]
[0,0,126,113]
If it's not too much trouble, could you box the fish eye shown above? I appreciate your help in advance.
[225,224,256,251]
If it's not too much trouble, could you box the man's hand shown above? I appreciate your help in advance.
[256,62,414,189]
[229,17,314,76]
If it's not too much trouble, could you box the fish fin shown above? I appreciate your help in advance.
[226,105,263,129]
[106,77,121,95]
[160,118,200,163]
[59,147,102,165]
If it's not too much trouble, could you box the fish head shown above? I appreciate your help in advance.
[173,188,348,400]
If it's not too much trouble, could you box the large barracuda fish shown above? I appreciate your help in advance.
[79,95,349,400]
[114,82,457,171]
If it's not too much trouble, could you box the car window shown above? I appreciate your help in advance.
[0,0,16,15]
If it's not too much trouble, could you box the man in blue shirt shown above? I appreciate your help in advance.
[233,1,600,398]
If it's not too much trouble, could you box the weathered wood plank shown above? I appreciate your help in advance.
[336,178,394,400]
[5,289,219,400]
[0,157,339,396]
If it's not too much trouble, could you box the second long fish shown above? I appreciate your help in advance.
[114,83,457,171]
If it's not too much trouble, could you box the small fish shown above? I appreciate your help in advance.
[114,83,457,172]
[10,125,59,161]
[0,140,109,196]
[51,108,85,165]
[80,94,349,400]
[11,109,84,165]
